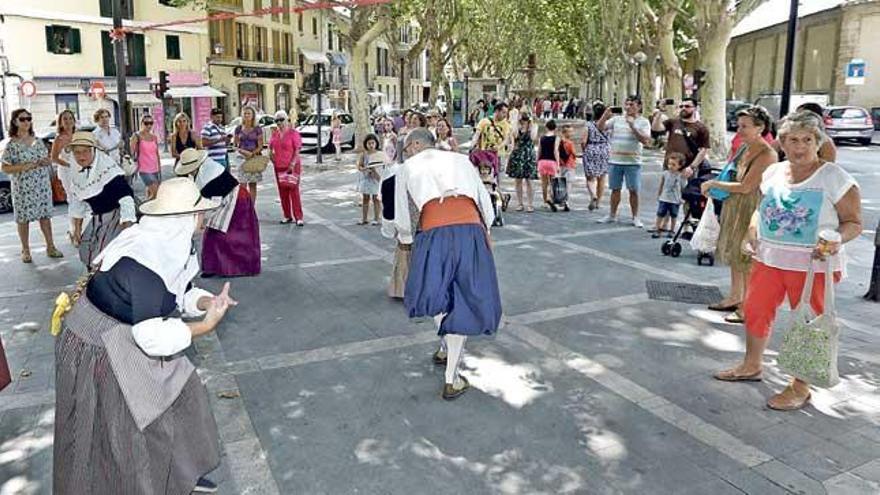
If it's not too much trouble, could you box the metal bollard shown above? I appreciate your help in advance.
[865,221,880,302]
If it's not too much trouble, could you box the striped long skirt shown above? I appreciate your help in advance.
[78,209,125,268]
[53,297,220,495]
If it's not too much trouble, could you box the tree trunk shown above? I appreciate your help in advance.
[348,18,387,149]
[428,39,445,104]
[658,10,682,100]
[350,42,372,145]
[699,23,734,157]
[644,62,659,115]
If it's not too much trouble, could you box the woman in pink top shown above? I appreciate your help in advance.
[269,110,304,226]
[130,114,161,200]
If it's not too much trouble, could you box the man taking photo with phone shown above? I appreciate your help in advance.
[596,95,653,228]
[652,97,710,178]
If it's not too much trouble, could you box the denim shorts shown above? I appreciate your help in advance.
[139,172,161,186]
[607,164,641,192]
[656,201,680,218]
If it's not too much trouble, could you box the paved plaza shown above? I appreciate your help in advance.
[1,146,879,494]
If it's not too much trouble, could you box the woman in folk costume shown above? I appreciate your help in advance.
[391,128,503,400]
[66,131,137,268]
[53,177,233,494]
[176,148,261,278]
[380,159,410,299]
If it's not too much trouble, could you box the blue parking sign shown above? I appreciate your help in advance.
[845,59,866,85]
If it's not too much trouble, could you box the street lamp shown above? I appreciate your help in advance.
[396,42,409,109]
[633,51,647,97]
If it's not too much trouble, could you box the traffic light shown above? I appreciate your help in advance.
[154,70,168,99]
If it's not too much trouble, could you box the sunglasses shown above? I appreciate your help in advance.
[17,116,32,122]
[679,104,694,109]
[143,121,154,126]
[275,118,286,123]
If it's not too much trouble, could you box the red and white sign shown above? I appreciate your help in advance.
[89,81,107,99]
[19,80,37,98]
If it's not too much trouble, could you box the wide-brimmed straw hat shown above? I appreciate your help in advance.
[69,131,98,149]
[139,177,218,216]
[174,148,208,176]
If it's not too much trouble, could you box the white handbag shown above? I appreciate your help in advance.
[690,200,720,253]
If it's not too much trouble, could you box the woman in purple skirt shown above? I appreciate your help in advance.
[176,148,261,277]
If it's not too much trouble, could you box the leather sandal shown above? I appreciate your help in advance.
[21,250,32,264]
[713,369,763,382]
[767,387,811,411]
[46,247,63,259]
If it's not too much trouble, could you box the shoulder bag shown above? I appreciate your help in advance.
[777,261,840,388]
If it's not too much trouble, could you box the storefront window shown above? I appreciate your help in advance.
[54,94,80,121]
[275,83,290,112]
[238,82,264,112]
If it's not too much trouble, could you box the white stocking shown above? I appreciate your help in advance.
[444,334,467,385]
[434,314,447,353]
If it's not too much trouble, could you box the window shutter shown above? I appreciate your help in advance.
[45,26,56,53]
[71,28,82,54]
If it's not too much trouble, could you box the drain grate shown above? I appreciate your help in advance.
[645,280,723,305]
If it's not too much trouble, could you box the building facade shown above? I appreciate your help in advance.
[0,0,209,137]
[726,0,880,110]
[208,0,298,120]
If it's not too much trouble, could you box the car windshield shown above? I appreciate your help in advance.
[829,108,866,119]
[302,115,332,126]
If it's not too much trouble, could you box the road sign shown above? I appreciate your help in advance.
[89,81,107,99]
[19,80,37,98]
[845,59,866,86]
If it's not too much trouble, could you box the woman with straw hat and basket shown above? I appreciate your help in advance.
[53,177,233,494]
[176,147,261,277]
[65,131,137,268]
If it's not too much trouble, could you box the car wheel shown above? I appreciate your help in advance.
[0,183,13,214]
[858,137,873,146]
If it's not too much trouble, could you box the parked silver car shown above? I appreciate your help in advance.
[824,106,874,146]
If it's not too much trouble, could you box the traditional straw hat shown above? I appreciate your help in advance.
[69,131,98,148]
[174,148,208,176]
[139,177,219,216]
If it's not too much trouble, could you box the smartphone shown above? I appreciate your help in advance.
[664,98,675,106]
[610,106,623,114]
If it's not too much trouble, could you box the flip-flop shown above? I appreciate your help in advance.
[724,311,745,324]
[708,302,740,312]
[515,205,524,212]
[713,369,763,382]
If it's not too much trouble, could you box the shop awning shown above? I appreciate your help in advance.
[300,48,330,65]
[328,52,349,66]
[164,85,226,98]
[367,91,384,98]
[106,93,160,106]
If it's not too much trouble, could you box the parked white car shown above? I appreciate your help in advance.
[297,111,356,151]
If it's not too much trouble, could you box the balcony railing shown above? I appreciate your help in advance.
[209,0,244,11]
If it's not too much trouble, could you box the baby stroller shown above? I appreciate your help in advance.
[469,150,504,227]
[660,169,718,266]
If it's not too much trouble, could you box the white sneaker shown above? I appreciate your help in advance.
[632,218,645,228]
[597,215,618,224]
